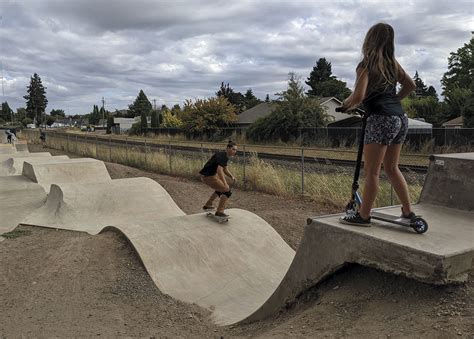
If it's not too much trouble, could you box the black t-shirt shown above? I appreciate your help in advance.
[363,84,405,116]
[199,151,229,176]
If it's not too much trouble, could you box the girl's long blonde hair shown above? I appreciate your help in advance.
[360,23,398,93]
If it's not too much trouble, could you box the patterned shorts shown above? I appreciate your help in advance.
[365,114,408,145]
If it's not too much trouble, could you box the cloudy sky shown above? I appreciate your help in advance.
[0,0,472,115]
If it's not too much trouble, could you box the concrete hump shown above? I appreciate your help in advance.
[420,153,474,210]
[14,141,29,152]
[22,158,111,189]
[0,176,47,234]
[0,144,16,154]
[106,208,295,326]
[0,155,67,176]
[22,177,185,233]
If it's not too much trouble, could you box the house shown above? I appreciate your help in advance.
[442,116,463,128]
[114,117,139,133]
[236,97,355,127]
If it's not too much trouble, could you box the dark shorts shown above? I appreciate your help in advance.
[365,114,408,145]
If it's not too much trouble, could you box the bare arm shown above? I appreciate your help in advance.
[396,62,416,100]
[342,67,368,111]
[223,167,235,181]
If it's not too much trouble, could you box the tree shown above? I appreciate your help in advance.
[24,73,48,125]
[50,109,65,117]
[248,73,329,142]
[265,94,270,102]
[216,82,246,113]
[150,110,160,128]
[106,115,115,134]
[180,97,237,132]
[413,71,429,97]
[243,88,261,110]
[1,102,13,122]
[161,109,184,128]
[462,83,474,127]
[441,37,474,120]
[306,58,351,100]
[89,105,100,125]
[128,90,153,118]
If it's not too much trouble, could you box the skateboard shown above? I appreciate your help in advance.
[206,212,231,223]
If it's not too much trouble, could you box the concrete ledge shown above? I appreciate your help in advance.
[0,155,68,176]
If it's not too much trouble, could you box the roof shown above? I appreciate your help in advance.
[442,116,463,126]
[236,102,278,125]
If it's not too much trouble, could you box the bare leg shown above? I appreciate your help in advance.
[205,192,219,207]
[359,143,387,219]
[216,195,229,214]
[383,144,412,215]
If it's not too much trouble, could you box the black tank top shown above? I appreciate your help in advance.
[362,84,405,116]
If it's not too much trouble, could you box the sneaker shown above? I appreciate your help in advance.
[203,205,214,211]
[215,211,229,218]
[339,212,371,227]
[400,207,416,219]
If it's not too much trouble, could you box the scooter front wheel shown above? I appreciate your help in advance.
[411,217,428,234]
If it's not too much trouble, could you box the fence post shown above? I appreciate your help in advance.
[301,148,305,195]
[67,134,70,152]
[95,135,98,159]
[125,137,128,164]
[144,138,147,168]
[109,136,112,162]
[390,185,394,205]
[75,135,78,154]
[200,143,204,167]
[169,140,172,173]
[243,145,246,190]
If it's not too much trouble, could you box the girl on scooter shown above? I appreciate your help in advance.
[339,23,416,226]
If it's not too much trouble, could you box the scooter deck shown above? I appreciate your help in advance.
[371,211,414,227]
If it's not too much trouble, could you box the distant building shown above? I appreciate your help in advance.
[442,116,463,128]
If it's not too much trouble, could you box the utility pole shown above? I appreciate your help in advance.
[153,99,156,110]
[102,97,105,127]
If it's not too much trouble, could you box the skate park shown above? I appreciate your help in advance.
[0,140,472,327]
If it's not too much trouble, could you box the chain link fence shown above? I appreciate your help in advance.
[23,129,428,209]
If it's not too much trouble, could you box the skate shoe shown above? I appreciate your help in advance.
[339,212,371,227]
[215,211,229,218]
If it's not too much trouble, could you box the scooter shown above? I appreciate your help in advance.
[336,107,428,234]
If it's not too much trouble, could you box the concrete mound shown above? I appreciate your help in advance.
[0,144,16,154]
[23,177,185,233]
[0,155,68,176]
[22,158,111,189]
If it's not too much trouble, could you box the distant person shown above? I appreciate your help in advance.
[5,129,12,144]
[200,141,237,218]
[339,22,416,226]
[39,129,46,148]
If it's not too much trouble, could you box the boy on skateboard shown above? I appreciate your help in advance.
[200,140,237,218]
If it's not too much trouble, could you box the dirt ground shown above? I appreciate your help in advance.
[0,144,472,338]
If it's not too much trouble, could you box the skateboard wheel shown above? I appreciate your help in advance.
[412,217,428,234]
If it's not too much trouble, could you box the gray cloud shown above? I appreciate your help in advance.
[0,0,472,114]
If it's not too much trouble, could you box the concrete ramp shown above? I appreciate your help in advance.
[22,177,185,233]
[0,144,16,154]
[14,141,29,152]
[0,176,47,234]
[22,158,111,189]
[0,152,51,162]
[0,155,68,176]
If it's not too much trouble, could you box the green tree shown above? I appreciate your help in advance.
[265,94,270,102]
[441,37,474,120]
[306,58,351,100]
[24,73,48,125]
[150,109,160,128]
[16,107,27,123]
[128,90,153,118]
[50,109,65,117]
[243,88,261,110]
[1,102,13,122]
[248,73,329,142]
[89,105,100,125]
[216,82,246,113]
[413,71,428,97]
[180,96,237,132]
[106,115,115,134]
[462,83,474,127]
[161,109,184,128]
